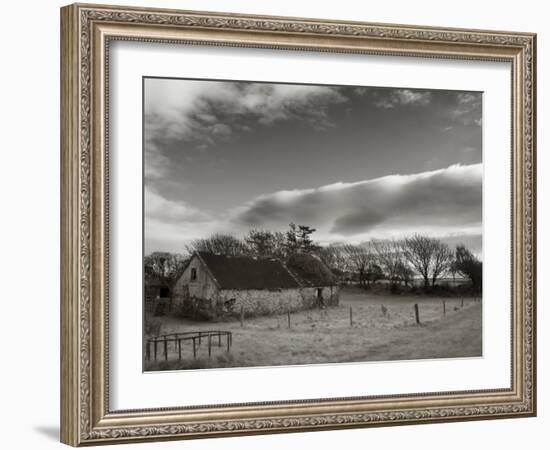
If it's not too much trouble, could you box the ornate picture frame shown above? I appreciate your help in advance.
[60,3,536,446]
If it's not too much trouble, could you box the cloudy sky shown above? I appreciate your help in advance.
[144,77,482,255]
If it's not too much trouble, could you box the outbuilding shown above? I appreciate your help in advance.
[144,274,172,315]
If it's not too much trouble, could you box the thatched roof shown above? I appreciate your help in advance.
[194,252,337,290]
[197,252,300,290]
[285,253,337,287]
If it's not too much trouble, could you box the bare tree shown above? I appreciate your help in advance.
[371,239,406,289]
[341,244,374,288]
[270,231,288,260]
[365,262,384,286]
[395,260,414,287]
[402,234,434,289]
[243,229,294,260]
[318,244,348,274]
[453,244,482,290]
[244,229,275,257]
[431,242,454,287]
[187,233,248,256]
[402,234,453,288]
[144,252,188,284]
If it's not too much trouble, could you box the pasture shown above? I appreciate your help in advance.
[144,286,482,371]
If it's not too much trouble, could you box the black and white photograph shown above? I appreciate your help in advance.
[143,77,483,371]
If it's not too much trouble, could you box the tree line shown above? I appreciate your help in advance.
[144,223,482,292]
[318,236,481,291]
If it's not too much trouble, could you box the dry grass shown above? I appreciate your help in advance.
[144,286,482,371]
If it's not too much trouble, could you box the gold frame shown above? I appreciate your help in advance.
[60,3,537,446]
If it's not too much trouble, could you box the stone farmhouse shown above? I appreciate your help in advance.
[173,252,339,320]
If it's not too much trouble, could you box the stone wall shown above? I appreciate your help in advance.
[179,285,340,320]
[173,255,218,300]
[217,288,309,318]
[172,255,219,318]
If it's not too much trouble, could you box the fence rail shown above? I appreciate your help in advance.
[145,330,233,361]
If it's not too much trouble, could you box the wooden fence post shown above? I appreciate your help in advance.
[443,300,446,315]
[349,306,353,327]
[240,305,244,328]
[154,340,158,360]
[178,339,182,360]
[163,337,168,360]
[414,303,421,324]
[192,337,197,358]
[208,335,212,358]
[287,309,291,328]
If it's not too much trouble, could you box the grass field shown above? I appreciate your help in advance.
[144,286,482,371]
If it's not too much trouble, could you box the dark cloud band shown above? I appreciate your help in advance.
[234,163,482,239]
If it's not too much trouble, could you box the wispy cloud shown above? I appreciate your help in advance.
[145,189,209,224]
[144,79,349,187]
[374,89,432,109]
[145,188,216,254]
[145,79,347,148]
[449,92,482,126]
